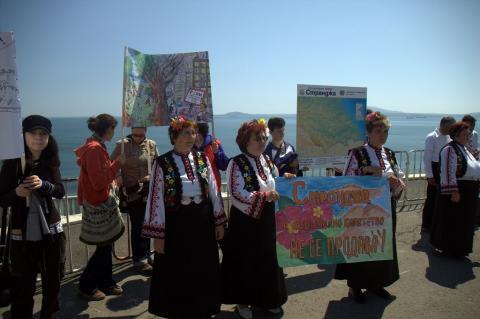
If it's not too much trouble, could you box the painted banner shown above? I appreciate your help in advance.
[0,32,23,160]
[123,48,213,127]
[275,176,393,267]
[297,84,367,168]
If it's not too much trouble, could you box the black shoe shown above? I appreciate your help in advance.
[368,287,395,300]
[348,288,367,304]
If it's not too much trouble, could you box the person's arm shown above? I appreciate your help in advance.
[227,160,276,219]
[423,135,434,178]
[141,161,166,239]
[0,160,22,207]
[38,165,65,199]
[213,142,230,171]
[85,147,121,192]
[206,157,227,226]
[439,146,459,195]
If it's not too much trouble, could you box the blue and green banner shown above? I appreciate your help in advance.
[275,176,393,267]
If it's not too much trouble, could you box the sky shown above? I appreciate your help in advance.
[0,0,479,117]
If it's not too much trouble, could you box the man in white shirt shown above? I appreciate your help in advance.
[462,114,479,160]
[422,116,455,232]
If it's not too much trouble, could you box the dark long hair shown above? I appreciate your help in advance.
[87,113,117,137]
[23,134,60,175]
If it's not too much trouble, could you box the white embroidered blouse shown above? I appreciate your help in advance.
[227,153,278,219]
[142,151,227,239]
[439,143,480,194]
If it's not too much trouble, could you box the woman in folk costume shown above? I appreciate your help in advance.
[142,116,227,319]
[430,121,480,257]
[334,111,405,304]
[0,115,66,319]
[221,119,294,319]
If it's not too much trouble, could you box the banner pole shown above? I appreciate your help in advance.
[121,46,127,155]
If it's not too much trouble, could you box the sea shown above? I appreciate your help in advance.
[19,112,472,194]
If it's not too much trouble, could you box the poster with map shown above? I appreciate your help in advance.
[275,176,393,267]
[0,32,23,160]
[297,84,367,167]
[123,48,213,127]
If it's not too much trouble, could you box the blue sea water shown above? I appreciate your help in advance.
[44,113,457,194]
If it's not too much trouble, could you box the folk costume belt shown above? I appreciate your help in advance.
[180,195,203,205]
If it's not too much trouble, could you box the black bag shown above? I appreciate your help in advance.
[0,206,12,307]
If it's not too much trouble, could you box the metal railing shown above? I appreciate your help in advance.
[1,149,428,274]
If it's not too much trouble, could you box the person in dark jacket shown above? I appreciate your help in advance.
[0,115,66,319]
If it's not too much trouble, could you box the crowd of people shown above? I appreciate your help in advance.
[0,111,479,318]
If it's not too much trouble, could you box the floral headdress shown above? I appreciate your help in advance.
[170,115,188,132]
[248,118,269,135]
[366,111,382,123]
[365,111,390,130]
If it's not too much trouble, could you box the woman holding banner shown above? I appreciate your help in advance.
[221,119,292,319]
[142,116,227,319]
[76,114,125,301]
[334,111,405,303]
[0,115,66,318]
[430,121,480,257]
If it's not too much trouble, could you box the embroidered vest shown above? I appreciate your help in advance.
[155,150,209,211]
[440,141,467,178]
[351,145,400,177]
[233,154,276,192]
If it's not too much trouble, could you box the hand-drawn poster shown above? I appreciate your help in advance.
[275,176,393,267]
[123,48,213,127]
[0,32,23,160]
[297,84,367,167]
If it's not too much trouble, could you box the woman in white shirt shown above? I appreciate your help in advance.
[430,121,480,258]
[221,119,292,319]
[142,116,227,319]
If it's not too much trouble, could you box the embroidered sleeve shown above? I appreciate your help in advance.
[142,161,166,239]
[206,157,227,225]
[440,146,458,194]
[227,160,266,219]
[343,151,361,176]
[424,135,435,178]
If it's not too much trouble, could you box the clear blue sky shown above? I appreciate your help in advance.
[1,0,479,117]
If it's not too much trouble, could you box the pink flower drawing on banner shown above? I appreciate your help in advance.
[276,205,313,249]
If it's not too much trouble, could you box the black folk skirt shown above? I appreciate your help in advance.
[221,201,287,309]
[334,199,399,289]
[430,180,479,257]
[148,201,221,319]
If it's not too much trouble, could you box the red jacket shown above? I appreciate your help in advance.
[75,138,120,206]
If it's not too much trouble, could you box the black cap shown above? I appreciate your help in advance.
[22,115,52,134]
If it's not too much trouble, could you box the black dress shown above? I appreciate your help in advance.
[430,142,480,257]
[334,144,401,289]
[221,153,287,308]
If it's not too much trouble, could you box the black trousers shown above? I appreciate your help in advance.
[126,199,150,263]
[78,244,115,294]
[10,233,66,319]
[422,162,440,229]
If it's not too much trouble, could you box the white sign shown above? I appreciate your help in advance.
[184,88,205,105]
[0,32,23,160]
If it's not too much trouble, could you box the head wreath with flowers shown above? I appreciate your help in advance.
[168,116,197,145]
[236,118,270,153]
[365,111,390,133]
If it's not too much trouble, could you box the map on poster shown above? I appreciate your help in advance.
[297,84,367,168]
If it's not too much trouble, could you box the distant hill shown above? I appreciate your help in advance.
[218,108,479,118]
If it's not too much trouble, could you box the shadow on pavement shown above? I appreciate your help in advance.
[412,231,480,289]
[323,295,394,319]
[285,264,335,295]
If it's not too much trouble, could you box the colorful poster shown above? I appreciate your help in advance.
[123,48,213,127]
[0,32,23,160]
[297,84,367,167]
[275,176,393,267]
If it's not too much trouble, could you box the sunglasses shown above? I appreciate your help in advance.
[254,135,268,142]
[132,134,145,138]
